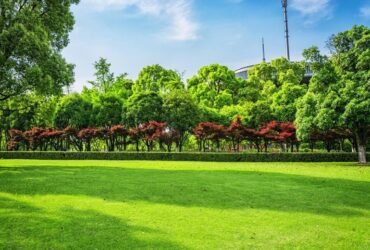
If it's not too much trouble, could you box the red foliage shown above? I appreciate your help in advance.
[110,125,128,137]
[129,127,142,151]
[309,129,353,152]
[64,127,79,136]
[23,127,46,150]
[159,128,180,152]
[226,116,247,151]
[110,125,129,151]
[140,121,167,151]
[258,121,297,142]
[193,122,225,151]
[78,128,103,139]
[78,128,103,151]
[7,129,26,151]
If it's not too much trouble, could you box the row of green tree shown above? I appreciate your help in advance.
[0,1,368,162]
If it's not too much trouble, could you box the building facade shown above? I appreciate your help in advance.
[235,63,313,81]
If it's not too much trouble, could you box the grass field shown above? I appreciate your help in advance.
[0,160,369,249]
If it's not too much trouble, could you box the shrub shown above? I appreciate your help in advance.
[0,151,367,162]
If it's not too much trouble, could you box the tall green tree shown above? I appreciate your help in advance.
[163,90,199,152]
[93,94,123,127]
[296,46,339,141]
[0,0,78,101]
[124,92,163,127]
[328,25,370,163]
[109,74,134,101]
[133,65,184,94]
[296,26,370,163]
[88,58,115,93]
[54,93,92,129]
[188,64,243,109]
[271,82,307,122]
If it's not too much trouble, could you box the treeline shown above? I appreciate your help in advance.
[8,118,358,153]
[0,25,369,162]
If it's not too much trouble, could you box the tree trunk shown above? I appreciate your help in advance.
[0,130,2,151]
[339,139,344,152]
[123,137,127,151]
[358,145,367,164]
[264,139,268,153]
[309,141,314,152]
[355,130,367,164]
[350,136,358,153]
[86,140,91,152]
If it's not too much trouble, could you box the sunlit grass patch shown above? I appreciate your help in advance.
[0,160,369,249]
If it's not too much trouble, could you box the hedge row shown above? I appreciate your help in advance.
[0,151,367,162]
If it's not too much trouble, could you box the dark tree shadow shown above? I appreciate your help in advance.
[0,165,369,217]
[0,196,186,249]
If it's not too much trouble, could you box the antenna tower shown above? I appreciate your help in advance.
[262,37,266,62]
[282,0,290,61]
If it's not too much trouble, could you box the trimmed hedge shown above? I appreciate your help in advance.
[0,151,368,162]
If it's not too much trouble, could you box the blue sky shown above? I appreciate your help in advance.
[62,0,370,91]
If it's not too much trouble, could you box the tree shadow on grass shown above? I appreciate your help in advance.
[0,196,186,249]
[0,166,369,217]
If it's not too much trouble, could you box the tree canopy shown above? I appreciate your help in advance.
[133,64,184,94]
[295,25,370,163]
[0,0,79,101]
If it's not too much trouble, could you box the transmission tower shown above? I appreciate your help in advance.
[281,0,290,61]
[262,37,266,62]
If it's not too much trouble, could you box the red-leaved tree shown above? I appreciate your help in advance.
[140,121,167,151]
[226,117,246,152]
[78,128,103,151]
[193,122,225,152]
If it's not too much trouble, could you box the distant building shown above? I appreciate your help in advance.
[235,65,255,80]
[234,63,313,82]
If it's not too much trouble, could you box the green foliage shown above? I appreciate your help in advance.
[93,94,123,127]
[88,58,115,93]
[124,92,164,127]
[271,82,307,122]
[163,90,199,151]
[296,25,370,163]
[188,64,243,108]
[198,105,228,125]
[109,74,134,101]
[54,94,92,129]
[0,0,78,101]
[219,105,247,124]
[32,96,59,128]
[242,58,306,123]
[243,100,273,129]
[295,92,318,141]
[133,65,184,94]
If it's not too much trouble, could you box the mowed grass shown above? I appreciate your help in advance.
[0,160,369,249]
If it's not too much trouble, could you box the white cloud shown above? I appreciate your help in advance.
[84,0,199,41]
[226,0,244,3]
[164,0,199,41]
[290,0,333,24]
[291,0,330,15]
[360,6,370,18]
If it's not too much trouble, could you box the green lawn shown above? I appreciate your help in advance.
[0,160,369,249]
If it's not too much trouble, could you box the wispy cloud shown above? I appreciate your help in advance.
[291,0,332,23]
[226,0,244,3]
[84,0,199,41]
[360,6,370,18]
